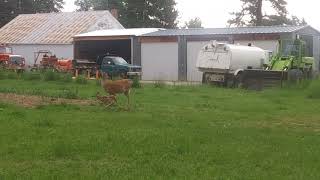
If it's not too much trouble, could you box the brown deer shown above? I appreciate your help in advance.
[96,92,117,107]
[101,79,133,105]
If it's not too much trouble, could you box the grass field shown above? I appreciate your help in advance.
[0,78,320,179]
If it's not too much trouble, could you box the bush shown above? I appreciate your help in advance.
[43,71,60,81]
[132,77,142,88]
[75,75,87,84]
[306,80,320,99]
[0,71,6,80]
[96,79,102,86]
[6,71,19,79]
[153,81,166,88]
[23,72,42,81]
[60,73,73,83]
[59,88,79,99]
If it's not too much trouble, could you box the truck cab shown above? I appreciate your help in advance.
[97,55,142,79]
[0,45,25,71]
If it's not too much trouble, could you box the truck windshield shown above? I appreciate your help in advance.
[281,40,300,57]
[113,57,128,65]
[9,56,24,65]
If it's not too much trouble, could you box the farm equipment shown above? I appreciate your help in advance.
[197,38,314,89]
[30,50,141,79]
[31,50,73,73]
[0,45,25,72]
[31,50,58,71]
[73,59,98,78]
[197,41,269,86]
[239,39,314,89]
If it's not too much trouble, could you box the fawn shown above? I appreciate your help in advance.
[101,79,133,105]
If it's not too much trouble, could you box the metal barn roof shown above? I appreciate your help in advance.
[0,11,124,44]
[74,28,164,38]
[142,25,319,36]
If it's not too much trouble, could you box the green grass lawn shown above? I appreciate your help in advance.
[0,79,320,179]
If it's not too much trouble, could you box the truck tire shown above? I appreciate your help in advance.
[202,73,209,84]
[304,68,313,80]
[234,73,244,88]
[288,69,303,82]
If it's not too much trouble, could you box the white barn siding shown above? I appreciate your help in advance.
[11,44,74,65]
[234,40,278,53]
[141,42,178,81]
[187,41,209,82]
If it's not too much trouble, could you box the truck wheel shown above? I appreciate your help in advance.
[305,68,313,80]
[234,73,244,88]
[202,73,209,84]
[288,69,303,82]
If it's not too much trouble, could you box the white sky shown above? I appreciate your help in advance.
[63,0,320,30]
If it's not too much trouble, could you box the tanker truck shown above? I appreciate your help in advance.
[197,39,314,89]
[196,41,269,87]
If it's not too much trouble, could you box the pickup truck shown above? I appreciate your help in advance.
[72,55,142,79]
[97,55,142,79]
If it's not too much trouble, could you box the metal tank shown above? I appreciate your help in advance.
[196,41,268,85]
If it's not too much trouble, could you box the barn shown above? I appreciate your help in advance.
[73,25,320,82]
[140,25,320,82]
[0,11,123,65]
[73,28,161,65]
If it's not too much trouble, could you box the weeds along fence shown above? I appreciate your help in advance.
[0,87,79,99]
[0,70,82,84]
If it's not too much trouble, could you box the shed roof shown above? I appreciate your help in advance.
[74,28,163,38]
[0,11,124,45]
[142,25,320,37]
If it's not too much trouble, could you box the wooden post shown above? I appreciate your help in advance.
[87,70,90,79]
[75,69,79,77]
[96,70,100,79]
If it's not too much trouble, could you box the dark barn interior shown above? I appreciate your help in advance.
[74,39,132,63]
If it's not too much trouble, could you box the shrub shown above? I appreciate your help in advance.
[60,73,73,83]
[153,80,166,88]
[43,71,60,81]
[59,88,79,99]
[0,71,6,80]
[132,77,142,88]
[75,75,87,84]
[6,71,19,79]
[96,79,102,86]
[23,72,42,81]
[306,80,320,99]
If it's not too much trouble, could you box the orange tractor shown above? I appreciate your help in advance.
[32,50,73,73]
[0,45,25,72]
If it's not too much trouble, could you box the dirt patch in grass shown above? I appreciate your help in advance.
[0,93,96,108]
[252,115,320,133]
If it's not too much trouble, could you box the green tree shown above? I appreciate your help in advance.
[183,17,203,29]
[0,0,64,27]
[75,0,179,28]
[228,0,305,26]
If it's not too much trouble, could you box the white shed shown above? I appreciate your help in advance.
[0,11,124,65]
[141,26,320,82]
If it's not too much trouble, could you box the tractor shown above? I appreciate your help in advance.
[239,38,314,89]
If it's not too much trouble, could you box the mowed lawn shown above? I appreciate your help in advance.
[0,79,320,179]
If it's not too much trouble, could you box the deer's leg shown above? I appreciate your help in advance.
[124,91,130,105]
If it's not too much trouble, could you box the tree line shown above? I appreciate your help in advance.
[0,0,307,29]
[0,0,63,27]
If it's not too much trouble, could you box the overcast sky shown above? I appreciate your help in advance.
[63,0,320,30]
